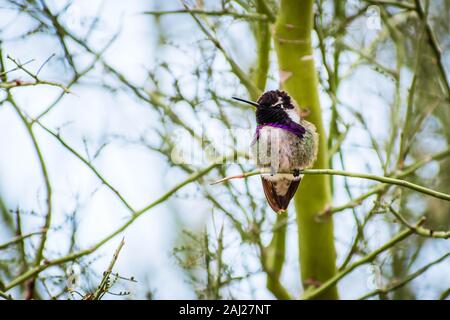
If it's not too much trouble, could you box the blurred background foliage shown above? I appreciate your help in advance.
[0,0,449,300]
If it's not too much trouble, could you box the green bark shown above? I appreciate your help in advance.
[253,0,272,93]
[253,0,290,299]
[274,0,339,299]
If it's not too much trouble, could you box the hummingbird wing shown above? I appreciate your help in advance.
[261,177,301,213]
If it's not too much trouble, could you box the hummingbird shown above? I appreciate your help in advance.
[233,90,318,213]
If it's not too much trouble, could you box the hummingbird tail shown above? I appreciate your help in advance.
[261,177,301,214]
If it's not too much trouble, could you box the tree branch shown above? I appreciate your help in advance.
[359,252,450,299]
[388,206,450,239]
[142,9,269,21]
[414,0,450,98]
[0,230,44,250]
[183,3,261,100]
[36,121,136,213]
[211,169,450,201]
[302,226,418,300]
[2,155,233,291]
[259,214,291,299]
[92,238,125,300]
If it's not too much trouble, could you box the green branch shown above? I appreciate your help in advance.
[142,9,269,21]
[3,156,232,291]
[440,288,450,300]
[261,214,291,299]
[302,226,417,300]
[274,0,338,299]
[0,231,44,251]
[212,169,450,202]
[359,252,450,299]
[414,0,450,98]
[0,290,13,300]
[0,55,70,92]
[0,79,70,91]
[365,0,416,10]
[92,238,125,300]
[6,95,52,296]
[36,121,136,213]
[321,148,450,217]
[388,206,450,239]
[253,0,271,92]
[302,169,450,201]
[184,4,261,100]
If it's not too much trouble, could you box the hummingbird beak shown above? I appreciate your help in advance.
[232,96,260,108]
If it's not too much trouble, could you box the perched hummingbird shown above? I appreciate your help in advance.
[233,90,318,213]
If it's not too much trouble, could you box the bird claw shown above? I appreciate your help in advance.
[270,167,276,176]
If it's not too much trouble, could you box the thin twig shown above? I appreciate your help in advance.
[320,148,450,217]
[388,206,450,239]
[6,94,53,298]
[36,121,136,213]
[359,252,450,299]
[92,238,125,300]
[0,56,70,92]
[3,155,233,291]
[0,230,45,250]
[365,0,416,10]
[0,290,13,300]
[142,9,269,21]
[414,0,450,98]
[183,3,261,99]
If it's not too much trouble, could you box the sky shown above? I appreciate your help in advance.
[0,0,448,299]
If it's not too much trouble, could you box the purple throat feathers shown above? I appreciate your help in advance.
[253,122,305,143]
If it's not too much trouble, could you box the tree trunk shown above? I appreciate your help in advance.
[274,0,339,299]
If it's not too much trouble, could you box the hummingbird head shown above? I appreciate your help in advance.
[232,90,295,110]
[232,91,298,125]
[257,90,295,110]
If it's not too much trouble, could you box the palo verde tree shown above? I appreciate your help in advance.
[0,0,449,300]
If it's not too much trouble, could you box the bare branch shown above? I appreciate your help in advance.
[142,9,269,21]
[211,168,450,201]
[388,206,450,239]
[359,252,450,299]
[302,225,419,300]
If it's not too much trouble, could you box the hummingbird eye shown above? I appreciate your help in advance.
[272,101,283,108]
[271,96,284,108]
[284,104,294,109]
